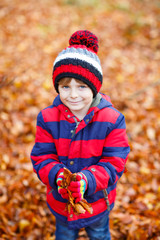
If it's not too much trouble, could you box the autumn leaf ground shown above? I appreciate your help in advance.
[0,0,160,239]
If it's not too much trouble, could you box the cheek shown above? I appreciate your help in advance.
[59,90,68,99]
[84,91,93,103]
[84,96,93,105]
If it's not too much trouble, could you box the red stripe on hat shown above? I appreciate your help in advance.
[53,64,101,92]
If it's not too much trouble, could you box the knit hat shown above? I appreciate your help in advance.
[52,30,103,97]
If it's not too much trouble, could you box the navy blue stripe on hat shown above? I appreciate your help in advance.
[54,72,98,97]
[53,58,102,83]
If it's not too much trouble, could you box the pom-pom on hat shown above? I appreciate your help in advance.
[52,30,103,97]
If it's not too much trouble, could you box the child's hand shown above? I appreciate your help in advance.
[56,169,69,199]
[69,173,88,203]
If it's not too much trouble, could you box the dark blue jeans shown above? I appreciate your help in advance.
[55,214,111,240]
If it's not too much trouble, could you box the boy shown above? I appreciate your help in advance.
[31,30,130,240]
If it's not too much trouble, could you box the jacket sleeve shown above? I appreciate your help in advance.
[30,111,64,189]
[82,113,130,196]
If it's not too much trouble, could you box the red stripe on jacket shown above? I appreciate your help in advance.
[35,126,54,143]
[92,107,120,123]
[42,105,76,123]
[31,154,59,165]
[47,186,116,221]
[87,165,110,192]
[54,138,71,156]
[104,129,129,147]
[99,156,126,173]
[69,139,104,159]
[39,163,56,185]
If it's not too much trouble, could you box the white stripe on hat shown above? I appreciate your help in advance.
[54,52,103,75]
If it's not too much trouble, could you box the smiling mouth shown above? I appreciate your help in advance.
[69,101,81,104]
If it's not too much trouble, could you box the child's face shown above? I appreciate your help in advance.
[58,78,93,118]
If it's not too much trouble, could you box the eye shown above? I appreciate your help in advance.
[79,85,87,89]
[62,85,69,89]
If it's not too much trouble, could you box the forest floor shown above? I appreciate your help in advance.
[0,0,160,239]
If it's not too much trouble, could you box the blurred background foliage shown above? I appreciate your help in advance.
[0,0,160,239]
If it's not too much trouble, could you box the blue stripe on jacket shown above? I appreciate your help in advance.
[31,142,57,156]
[44,120,121,140]
[102,146,130,159]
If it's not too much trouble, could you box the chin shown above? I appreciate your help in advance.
[70,107,82,111]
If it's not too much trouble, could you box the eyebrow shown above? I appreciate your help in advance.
[77,82,87,85]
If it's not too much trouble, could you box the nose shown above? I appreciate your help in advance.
[70,87,78,98]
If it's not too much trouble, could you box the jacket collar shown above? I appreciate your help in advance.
[52,93,113,122]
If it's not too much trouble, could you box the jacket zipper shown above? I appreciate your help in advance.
[71,117,80,138]
[103,189,110,211]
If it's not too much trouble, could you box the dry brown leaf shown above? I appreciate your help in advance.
[0,0,160,239]
[61,168,93,215]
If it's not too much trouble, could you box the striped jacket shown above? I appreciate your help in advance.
[31,93,130,229]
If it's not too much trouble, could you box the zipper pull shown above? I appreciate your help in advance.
[103,189,110,211]
[49,189,54,194]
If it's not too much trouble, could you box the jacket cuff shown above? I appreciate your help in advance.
[48,164,64,189]
[81,170,96,196]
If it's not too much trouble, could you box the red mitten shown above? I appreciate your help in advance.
[69,172,88,203]
[56,169,69,199]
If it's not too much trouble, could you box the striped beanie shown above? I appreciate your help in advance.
[52,30,103,97]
